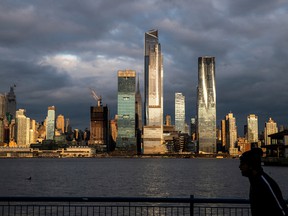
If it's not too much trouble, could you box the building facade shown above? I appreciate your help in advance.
[116,70,136,151]
[143,29,165,154]
[264,117,278,145]
[15,109,30,147]
[175,92,185,133]
[56,114,65,134]
[46,106,56,140]
[225,112,238,155]
[247,114,258,144]
[197,56,216,153]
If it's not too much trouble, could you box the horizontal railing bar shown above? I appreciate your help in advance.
[0,197,252,204]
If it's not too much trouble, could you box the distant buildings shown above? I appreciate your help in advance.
[223,112,238,155]
[197,56,216,153]
[56,114,65,134]
[15,109,30,147]
[247,114,258,144]
[264,117,278,145]
[46,106,56,140]
[175,93,185,133]
[116,70,136,151]
[143,29,165,154]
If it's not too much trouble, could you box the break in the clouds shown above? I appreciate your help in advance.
[1,0,288,133]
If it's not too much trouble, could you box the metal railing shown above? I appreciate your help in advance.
[0,196,253,216]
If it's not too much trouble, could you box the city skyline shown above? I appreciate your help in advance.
[1,1,288,135]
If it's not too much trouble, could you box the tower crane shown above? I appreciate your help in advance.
[89,88,102,107]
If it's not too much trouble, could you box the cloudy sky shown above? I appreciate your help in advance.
[1,0,288,135]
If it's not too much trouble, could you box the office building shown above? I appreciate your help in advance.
[46,106,56,140]
[5,86,16,119]
[190,117,197,141]
[135,76,143,153]
[175,92,185,133]
[224,112,238,155]
[89,104,109,152]
[15,109,30,147]
[116,70,136,151]
[264,117,278,145]
[247,114,258,144]
[56,114,65,134]
[197,56,216,153]
[143,29,165,154]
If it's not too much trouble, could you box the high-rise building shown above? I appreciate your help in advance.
[15,109,30,147]
[197,56,216,153]
[175,92,185,133]
[264,117,278,145]
[247,114,258,143]
[89,103,109,152]
[116,70,136,151]
[5,86,16,119]
[46,106,56,140]
[225,112,238,155]
[56,114,65,134]
[143,29,165,154]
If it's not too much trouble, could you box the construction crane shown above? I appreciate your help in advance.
[89,88,102,107]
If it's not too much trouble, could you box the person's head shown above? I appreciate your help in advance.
[239,148,263,177]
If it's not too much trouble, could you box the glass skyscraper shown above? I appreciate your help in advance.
[197,56,216,153]
[46,106,56,140]
[116,70,136,151]
[247,114,258,144]
[143,29,165,154]
[175,92,185,133]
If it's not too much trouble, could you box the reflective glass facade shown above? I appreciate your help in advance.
[46,106,55,140]
[143,29,164,154]
[116,70,136,149]
[247,114,258,143]
[197,56,216,153]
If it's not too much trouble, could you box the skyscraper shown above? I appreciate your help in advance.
[46,106,56,140]
[15,109,30,147]
[264,117,278,145]
[247,114,258,144]
[225,112,238,155]
[175,92,185,133]
[143,29,165,154]
[5,86,16,119]
[197,56,216,153]
[116,70,136,151]
[56,114,65,134]
[135,76,143,153]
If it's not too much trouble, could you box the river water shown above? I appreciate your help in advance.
[0,158,288,199]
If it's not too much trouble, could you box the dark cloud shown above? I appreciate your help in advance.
[0,0,288,135]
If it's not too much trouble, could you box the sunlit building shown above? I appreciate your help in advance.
[247,114,258,144]
[116,70,136,151]
[225,112,238,155]
[197,56,216,153]
[165,115,171,126]
[175,92,185,133]
[15,109,30,147]
[264,117,278,145]
[56,114,65,134]
[143,29,165,154]
[46,106,56,140]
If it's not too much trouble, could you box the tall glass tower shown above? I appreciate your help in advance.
[197,56,216,153]
[247,114,258,144]
[175,92,185,133]
[143,29,165,154]
[46,106,56,140]
[116,70,136,151]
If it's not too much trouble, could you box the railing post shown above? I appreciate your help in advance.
[190,195,194,216]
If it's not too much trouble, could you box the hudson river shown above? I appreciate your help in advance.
[1,158,288,199]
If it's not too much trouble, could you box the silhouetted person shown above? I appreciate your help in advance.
[239,148,288,216]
